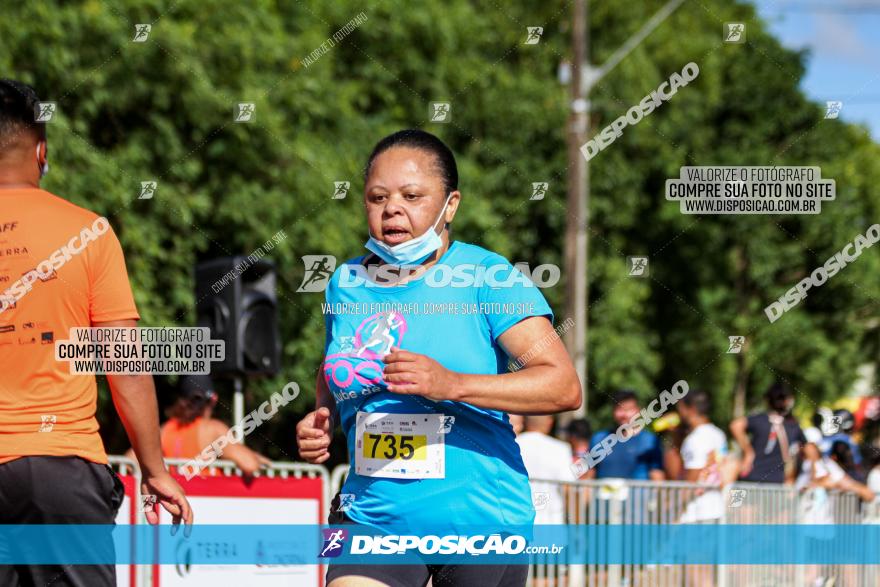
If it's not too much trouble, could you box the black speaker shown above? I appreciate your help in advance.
[195,256,281,377]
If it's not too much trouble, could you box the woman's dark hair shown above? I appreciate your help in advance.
[830,440,858,477]
[167,396,211,425]
[166,375,215,424]
[363,129,458,195]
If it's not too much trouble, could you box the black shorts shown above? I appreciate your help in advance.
[326,561,529,587]
[325,494,528,587]
[0,455,125,587]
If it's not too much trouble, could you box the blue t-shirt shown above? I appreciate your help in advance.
[820,432,862,466]
[323,241,553,534]
[590,429,663,480]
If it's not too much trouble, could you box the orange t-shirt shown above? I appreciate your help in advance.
[160,417,222,477]
[160,417,205,459]
[0,188,140,465]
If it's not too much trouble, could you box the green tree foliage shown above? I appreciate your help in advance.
[1,0,876,455]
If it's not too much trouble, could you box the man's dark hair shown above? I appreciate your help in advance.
[611,390,638,406]
[566,418,591,441]
[765,381,793,412]
[0,79,46,147]
[681,389,712,416]
[364,129,458,195]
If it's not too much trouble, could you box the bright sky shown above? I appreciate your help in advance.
[752,1,880,140]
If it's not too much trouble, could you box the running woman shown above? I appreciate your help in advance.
[296,129,581,587]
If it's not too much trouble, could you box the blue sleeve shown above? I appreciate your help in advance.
[851,439,863,465]
[647,433,664,471]
[476,253,554,341]
[323,268,340,355]
[323,312,332,355]
[590,431,608,450]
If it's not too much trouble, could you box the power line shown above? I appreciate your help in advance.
[763,2,880,13]
[813,96,880,104]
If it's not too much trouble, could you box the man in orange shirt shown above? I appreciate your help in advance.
[0,79,193,586]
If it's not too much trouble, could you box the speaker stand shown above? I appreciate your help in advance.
[233,376,245,446]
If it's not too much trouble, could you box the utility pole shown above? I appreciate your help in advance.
[565,0,589,417]
[563,0,685,418]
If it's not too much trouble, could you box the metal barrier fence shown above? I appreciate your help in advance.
[107,456,330,587]
[162,457,331,523]
[527,477,880,587]
[108,458,880,587]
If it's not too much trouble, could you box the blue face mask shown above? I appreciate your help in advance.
[365,193,453,266]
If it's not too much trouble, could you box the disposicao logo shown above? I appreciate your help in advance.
[319,528,348,558]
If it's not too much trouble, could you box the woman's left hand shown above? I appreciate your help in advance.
[383,347,462,402]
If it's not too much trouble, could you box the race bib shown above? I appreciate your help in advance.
[355,411,445,479]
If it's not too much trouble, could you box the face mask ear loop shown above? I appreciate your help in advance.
[36,142,49,178]
[431,192,454,235]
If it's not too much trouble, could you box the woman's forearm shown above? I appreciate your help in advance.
[315,370,336,423]
[453,364,580,414]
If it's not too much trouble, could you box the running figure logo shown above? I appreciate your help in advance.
[525,27,543,45]
[530,182,548,201]
[133,24,152,42]
[430,102,451,123]
[356,311,402,358]
[628,256,648,277]
[438,415,455,434]
[825,101,843,119]
[35,102,56,122]
[338,494,355,512]
[141,494,158,513]
[728,489,747,508]
[39,415,56,433]
[822,415,841,435]
[297,255,337,292]
[319,528,348,558]
[533,492,550,510]
[235,103,256,122]
[338,336,356,354]
[724,23,745,43]
[139,181,157,200]
[332,182,350,200]
[727,336,745,354]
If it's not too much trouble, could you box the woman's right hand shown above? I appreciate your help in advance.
[296,407,333,464]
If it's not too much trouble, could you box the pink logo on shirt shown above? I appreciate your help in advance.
[324,311,408,390]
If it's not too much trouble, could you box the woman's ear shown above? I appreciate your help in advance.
[445,190,461,223]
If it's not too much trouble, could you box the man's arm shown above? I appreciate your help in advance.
[104,359,165,476]
[730,417,754,477]
[648,434,666,481]
[97,319,193,533]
